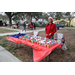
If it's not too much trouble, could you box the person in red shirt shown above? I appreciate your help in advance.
[45,17,57,39]
[30,22,34,30]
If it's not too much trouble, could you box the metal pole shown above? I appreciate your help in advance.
[48,54,50,62]
[20,44,21,48]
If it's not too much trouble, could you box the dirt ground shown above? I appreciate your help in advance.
[0,29,75,62]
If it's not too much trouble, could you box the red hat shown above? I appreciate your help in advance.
[48,17,54,21]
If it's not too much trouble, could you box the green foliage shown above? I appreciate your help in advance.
[0,14,8,22]
[0,43,7,47]
[55,12,63,20]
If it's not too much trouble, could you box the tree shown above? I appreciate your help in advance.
[42,12,49,21]
[0,14,8,22]
[12,13,28,23]
[55,12,63,20]
[5,12,42,26]
[47,12,56,18]
[64,12,75,27]
[26,12,42,24]
[5,12,21,26]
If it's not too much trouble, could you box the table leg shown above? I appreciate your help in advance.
[48,54,51,62]
[45,56,47,62]
[14,43,18,49]
[48,54,52,62]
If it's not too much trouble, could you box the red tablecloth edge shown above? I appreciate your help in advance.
[6,37,61,62]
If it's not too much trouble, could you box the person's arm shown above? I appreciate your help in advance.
[51,24,57,34]
[45,24,47,34]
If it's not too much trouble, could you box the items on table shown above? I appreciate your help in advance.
[19,34,58,48]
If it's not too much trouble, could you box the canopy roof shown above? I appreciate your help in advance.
[57,20,67,22]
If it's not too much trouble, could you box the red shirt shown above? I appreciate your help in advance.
[30,24,34,27]
[45,23,57,39]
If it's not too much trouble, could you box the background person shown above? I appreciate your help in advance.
[45,17,57,55]
[22,22,26,32]
[16,22,19,29]
[33,23,36,29]
[30,22,34,30]
[45,17,57,39]
[28,23,30,29]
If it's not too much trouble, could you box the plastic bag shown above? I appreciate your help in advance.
[62,43,67,51]
[33,31,39,37]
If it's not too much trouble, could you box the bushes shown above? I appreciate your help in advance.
[65,24,69,27]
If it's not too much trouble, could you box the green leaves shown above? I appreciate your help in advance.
[55,12,63,20]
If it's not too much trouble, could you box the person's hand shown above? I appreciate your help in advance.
[49,33,52,36]
[46,34,48,36]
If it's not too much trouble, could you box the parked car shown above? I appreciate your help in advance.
[56,24,65,28]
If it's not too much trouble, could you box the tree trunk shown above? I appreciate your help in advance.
[69,21,71,27]
[69,17,71,27]
[28,12,32,24]
[5,12,12,27]
[8,16,12,27]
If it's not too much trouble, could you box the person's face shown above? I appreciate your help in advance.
[48,18,52,23]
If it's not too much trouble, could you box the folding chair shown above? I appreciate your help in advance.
[45,33,66,61]
[55,33,65,54]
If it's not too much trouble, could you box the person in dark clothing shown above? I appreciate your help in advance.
[22,22,26,32]
[4,22,7,26]
[16,22,19,28]
[33,23,36,29]
[28,23,30,29]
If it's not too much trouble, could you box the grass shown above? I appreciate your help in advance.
[62,27,75,31]
[0,29,75,62]
[67,53,70,56]
[65,59,69,62]
[67,29,75,31]
[0,28,17,33]
[7,25,44,30]
[28,53,33,55]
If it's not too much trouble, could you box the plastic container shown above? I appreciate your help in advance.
[37,40,39,45]
[31,39,33,43]
[29,37,31,42]
[34,39,37,44]
[47,42,50,48]
[19,36,22,39]
[39,41,41,45]
[44,41,46,47]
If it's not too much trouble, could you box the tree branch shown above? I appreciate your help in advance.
[11,12,21,17]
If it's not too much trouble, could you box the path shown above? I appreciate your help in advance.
[0,46,21,62]
[0,28,45,36]
[1,27,75,36]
